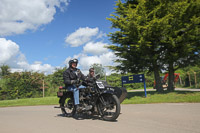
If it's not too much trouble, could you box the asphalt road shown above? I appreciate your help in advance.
[0,103,200,133]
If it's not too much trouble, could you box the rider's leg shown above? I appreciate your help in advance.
[67,85,79,105]
[67,85,84,113]
[79,85,86,89]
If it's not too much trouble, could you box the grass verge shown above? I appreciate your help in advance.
[0,90,200,107]
[0,97,59,107]
[123,90,200,104]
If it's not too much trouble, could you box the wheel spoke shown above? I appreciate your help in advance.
[60,97,75,117]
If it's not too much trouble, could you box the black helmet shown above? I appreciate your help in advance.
[69,58,78,66]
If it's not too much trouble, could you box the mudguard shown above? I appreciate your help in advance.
[105,87,127,103]
[99,81,127,103]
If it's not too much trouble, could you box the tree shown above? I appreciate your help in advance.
[90,63,105,79]
[3,71,45,99]
[157,0,200,91]
[107,0,165,92]
[107,0,200,92]
[51,67,66,86]
[0,65,11,78]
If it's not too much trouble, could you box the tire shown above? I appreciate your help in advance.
[60,95,75,117]
[97,94,121,121]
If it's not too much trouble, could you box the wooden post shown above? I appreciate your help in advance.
[188,72,191,87]
[194,72,197,88]
[43,79,45,98]
[179,76,182,86]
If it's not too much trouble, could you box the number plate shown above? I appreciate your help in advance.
[96,81,105,89]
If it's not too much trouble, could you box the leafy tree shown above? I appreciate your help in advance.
[3,72,44,99]
[90,63,105,79]
[51,67,66,86]
[107,0,200,92]
[107,0,164,92]
[0,65,11,78]
[156,0,200,91]
[0,78,8,100]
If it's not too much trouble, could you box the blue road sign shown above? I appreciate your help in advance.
[121,74,145,84]
[121,74,147,97]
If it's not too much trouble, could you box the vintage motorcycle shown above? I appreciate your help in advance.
[55,75,127,121]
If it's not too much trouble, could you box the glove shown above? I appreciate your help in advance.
[71,80,78,84]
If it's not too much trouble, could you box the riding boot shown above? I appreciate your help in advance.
[75,104,83,112]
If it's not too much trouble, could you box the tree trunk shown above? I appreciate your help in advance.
[167,62,175,91]
[153,63,163,92]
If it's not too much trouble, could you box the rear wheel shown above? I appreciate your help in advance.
[97,94,120,121]
[60,95,75,117]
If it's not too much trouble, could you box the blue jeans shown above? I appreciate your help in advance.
[67,85,86,105]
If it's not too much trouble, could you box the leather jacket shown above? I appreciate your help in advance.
[85,74,96,87]
[63,67,85,87]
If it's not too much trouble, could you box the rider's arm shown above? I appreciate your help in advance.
[63,70,71,85]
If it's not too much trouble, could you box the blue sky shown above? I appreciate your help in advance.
[0,0,121,75]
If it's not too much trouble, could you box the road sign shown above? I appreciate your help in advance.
[121,74,145,84]
[121,74,147,97]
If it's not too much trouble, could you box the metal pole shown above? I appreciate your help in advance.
[143,75,147,97]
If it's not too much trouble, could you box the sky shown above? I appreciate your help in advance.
[0,0,120,75]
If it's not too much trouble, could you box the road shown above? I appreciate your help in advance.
[0,103,200,133]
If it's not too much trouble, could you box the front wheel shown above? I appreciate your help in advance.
[97,94,121,121]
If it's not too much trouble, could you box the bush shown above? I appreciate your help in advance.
[1,72,45,100]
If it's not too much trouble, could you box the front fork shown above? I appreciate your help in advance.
[99,95,107,106]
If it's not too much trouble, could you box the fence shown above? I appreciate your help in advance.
[176,71,200,88]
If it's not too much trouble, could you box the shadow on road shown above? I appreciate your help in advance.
[55,113,118,122]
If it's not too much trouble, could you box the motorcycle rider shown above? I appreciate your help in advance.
[63,58,86,112]
[85,68,96,88]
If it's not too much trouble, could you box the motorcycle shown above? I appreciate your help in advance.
[55,75,127,121]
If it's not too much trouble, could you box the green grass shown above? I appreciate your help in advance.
[126,86,153,90]
[0,91,200,107]
[0,97,59,107]
[122,91,200,104]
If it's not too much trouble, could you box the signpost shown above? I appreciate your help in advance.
[121,74,147,97]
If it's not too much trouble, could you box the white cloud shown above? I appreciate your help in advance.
[0,38,54,74]
[83,42,109,55]
[16,61,54,75]
[79,55,102,70]
[0,38,19,63]
[65,27,99,47]
[0,0,69,36]
[29,62,54,74]
[64,52,118,75]
[63,26,119,75]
